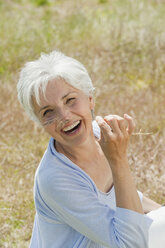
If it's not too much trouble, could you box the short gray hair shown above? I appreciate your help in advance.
[17,50,94,124]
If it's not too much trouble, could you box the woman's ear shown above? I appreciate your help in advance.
[89,96,94,110]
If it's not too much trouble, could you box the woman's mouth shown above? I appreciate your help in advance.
[61,120,81,135]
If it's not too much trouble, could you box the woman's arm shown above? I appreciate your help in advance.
[142,195,161,214]
[96,114,143,214]
[41,165,151,248]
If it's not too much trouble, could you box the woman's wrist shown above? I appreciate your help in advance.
[106,154,128,165]
[108,157,129,172]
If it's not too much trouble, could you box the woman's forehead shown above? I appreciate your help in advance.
[35,79,82,107]
[46,78,76,93]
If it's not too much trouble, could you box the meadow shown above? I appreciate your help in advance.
[0,0,165,247]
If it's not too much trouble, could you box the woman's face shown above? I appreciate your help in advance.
[33,78,94,148]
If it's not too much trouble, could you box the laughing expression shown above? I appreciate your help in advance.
[33,78,94,149]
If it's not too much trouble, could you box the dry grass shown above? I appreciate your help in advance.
[0,0,165,247]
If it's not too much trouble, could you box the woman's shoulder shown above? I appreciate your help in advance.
[34,139,97,195]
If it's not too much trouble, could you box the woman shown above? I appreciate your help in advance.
[17,50,163,248]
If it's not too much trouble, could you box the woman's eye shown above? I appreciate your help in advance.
[43,109,53,117]
[66,98,76,104]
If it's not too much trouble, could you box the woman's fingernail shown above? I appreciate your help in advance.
[124,113,130,118]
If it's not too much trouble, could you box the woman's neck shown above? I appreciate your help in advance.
[55,134,100,165]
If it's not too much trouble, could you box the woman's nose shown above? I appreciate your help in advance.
[58,107,71,121]
[55,108,71,128]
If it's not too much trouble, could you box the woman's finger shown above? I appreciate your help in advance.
[118,119,127,135]
[104,116,121,135]
[95,116,112,141]
[124,114,135,135]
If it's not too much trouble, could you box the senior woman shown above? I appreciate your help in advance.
[17,50,164,248]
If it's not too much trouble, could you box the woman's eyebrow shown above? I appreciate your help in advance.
[39,105,51,113]
[62,91,76,99]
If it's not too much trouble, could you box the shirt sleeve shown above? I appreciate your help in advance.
[38,168,152,248]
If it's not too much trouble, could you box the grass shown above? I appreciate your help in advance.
[0,0,165,246]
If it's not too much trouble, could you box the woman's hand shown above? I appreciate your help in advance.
[96,114,135,167]
[96,114,143,213]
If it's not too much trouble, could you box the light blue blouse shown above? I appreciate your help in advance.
[30,121,152,248]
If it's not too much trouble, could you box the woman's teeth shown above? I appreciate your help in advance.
[62,120,80,132]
